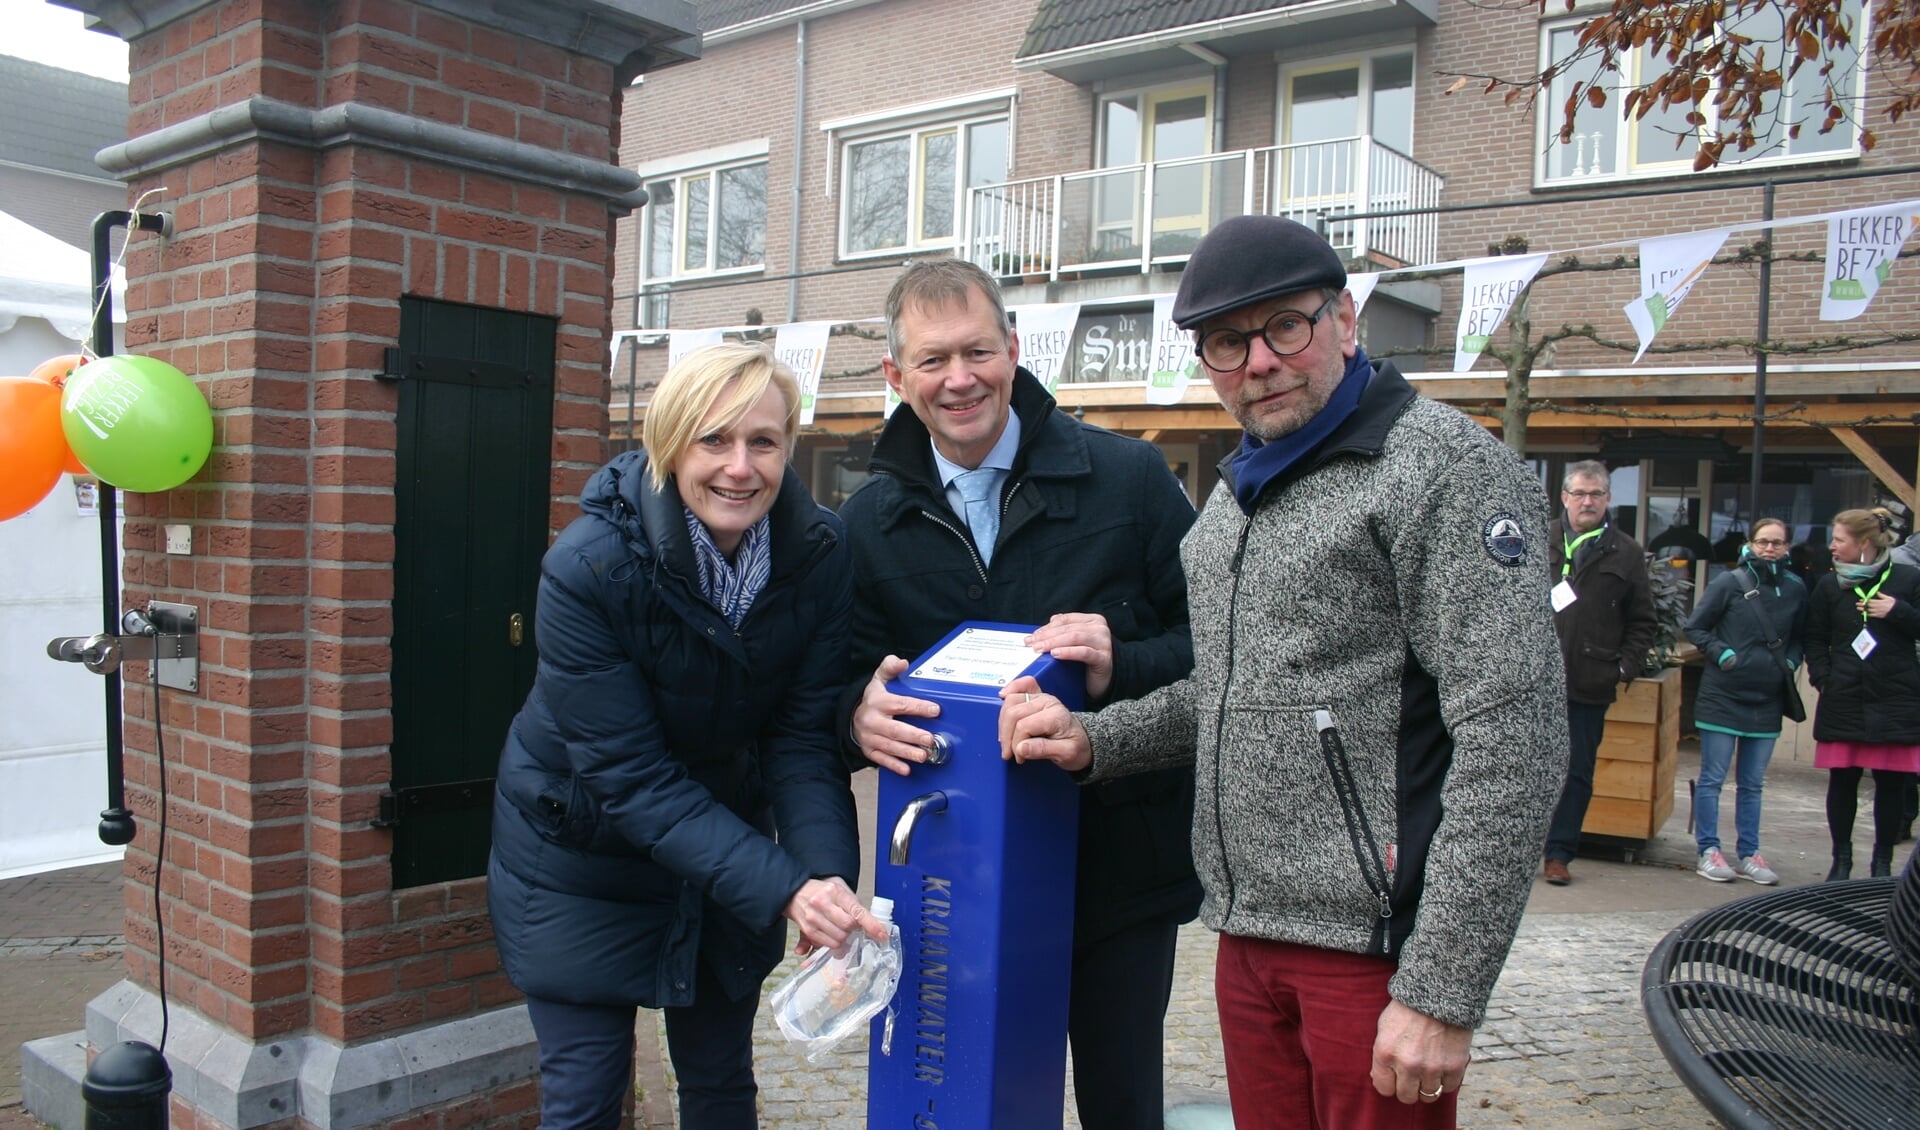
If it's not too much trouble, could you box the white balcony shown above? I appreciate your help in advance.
[962,137,1443,281]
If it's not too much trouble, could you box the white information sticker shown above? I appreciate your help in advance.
[1550,580,1578,612]
[1853,628,1878,660]
[909,627,1038,687]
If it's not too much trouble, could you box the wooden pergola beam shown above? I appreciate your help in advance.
[1828,426,1918,512]
[609,396,1920,446]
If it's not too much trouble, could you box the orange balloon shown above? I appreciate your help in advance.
[0,376,68,520]
[28,353,85,390]
[26,355,90,474]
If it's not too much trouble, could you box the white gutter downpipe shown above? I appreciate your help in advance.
[1183,42,1228,154]
[789,19,807,322]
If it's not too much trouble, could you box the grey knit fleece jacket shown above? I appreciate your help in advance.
[1080,364,1569,1029]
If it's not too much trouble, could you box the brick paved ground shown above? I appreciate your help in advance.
[0,860,126,1126]
[6,751,1909,1129]
[642,911,1718,1129]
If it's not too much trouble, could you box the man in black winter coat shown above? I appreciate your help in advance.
[1543,459,1657,885]
[839,257,1201,1130]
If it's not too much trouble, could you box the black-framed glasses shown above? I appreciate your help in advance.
[1564,490,1610,501]
[1751,537,1789,548]
[1193,292,1338,372]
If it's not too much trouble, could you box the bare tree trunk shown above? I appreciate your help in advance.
[1500,288,1534,456]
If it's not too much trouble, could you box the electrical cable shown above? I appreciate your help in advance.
[150,673,170,1053]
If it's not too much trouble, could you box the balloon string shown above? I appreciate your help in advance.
[81,186,170,363]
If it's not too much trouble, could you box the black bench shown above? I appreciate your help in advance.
[1641,876,1920,1129]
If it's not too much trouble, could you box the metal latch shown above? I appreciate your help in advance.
[47,601,200,692]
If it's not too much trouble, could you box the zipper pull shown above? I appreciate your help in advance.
[1230,516,1252,575]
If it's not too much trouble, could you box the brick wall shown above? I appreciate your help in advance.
[113,0,624,1059]
[613,0,1091,402]
[620,0,1919,387]
[1421,0,1920,372]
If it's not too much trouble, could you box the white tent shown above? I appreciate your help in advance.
[0,208,126,879]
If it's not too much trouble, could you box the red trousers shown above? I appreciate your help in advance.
[1215,934,1459,1130]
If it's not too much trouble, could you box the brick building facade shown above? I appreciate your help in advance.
[23,1,700,1127]
[618,0,1920,542]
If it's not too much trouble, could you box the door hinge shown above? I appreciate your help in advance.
[373,777,496,828]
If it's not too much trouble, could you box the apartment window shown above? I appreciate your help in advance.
[641,160,767,279]
[840,116,1009,257]
[1539,3,1863,184]
[1091,81,1215,258]
[1281,52,1414,155]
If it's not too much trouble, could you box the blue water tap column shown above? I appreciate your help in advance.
[868,622,1085,1130]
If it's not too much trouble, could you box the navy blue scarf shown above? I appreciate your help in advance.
[1229,347,1373,515]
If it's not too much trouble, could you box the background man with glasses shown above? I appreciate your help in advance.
[1543,461,1656,886]
[999,215,1568,1129]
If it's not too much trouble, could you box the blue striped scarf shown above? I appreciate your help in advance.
[684,507,772,629]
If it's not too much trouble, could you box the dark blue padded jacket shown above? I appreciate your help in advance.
[489,449,859,1008]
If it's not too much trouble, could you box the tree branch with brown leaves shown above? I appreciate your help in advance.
[1445,0,1919,170]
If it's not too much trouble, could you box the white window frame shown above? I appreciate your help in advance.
[1274,45,1419,156]
[1534,6,1868,187]
[822,88,1016,261]
[636,139,771,282]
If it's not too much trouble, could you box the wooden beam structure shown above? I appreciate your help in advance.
[1828,426,1919,512]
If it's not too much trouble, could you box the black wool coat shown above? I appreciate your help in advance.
[1548,519,1657,705]
[489,451,860,1009]
[837,369,1202,945]
[1805,560,1920,744]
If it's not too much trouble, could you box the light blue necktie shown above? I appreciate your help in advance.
[954,468,1000,566]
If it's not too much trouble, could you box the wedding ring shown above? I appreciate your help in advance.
[1418,1086,1443,1099]
[1024,693,1033,704]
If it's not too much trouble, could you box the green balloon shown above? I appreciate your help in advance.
[60,355,214,493]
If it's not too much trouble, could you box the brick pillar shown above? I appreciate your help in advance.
[27,2,696,1126]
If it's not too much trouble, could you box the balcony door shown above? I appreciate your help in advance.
[1096,82,1214,261]
[1279,53,1413,207]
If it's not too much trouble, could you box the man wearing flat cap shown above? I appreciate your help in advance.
[1001,216,1568,1128]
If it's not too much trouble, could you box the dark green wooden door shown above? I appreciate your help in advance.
[386,297,555,888]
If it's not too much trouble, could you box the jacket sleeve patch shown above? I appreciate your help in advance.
[1482,512,1528,567]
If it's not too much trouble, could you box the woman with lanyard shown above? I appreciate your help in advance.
[1683,518,1808,885]
[487,343,885,1128]
[1805,507,1920,880]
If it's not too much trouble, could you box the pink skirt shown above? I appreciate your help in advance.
[1815,741,1920,772]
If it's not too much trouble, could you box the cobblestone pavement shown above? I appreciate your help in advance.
[0,861,125,1119]
[9,751,1896,1128]
[643,910,1717,1129]
[1464,911,1717,1129]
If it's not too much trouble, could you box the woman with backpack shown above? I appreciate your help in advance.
[1685,517,1808,885]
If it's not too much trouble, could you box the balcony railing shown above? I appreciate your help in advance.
[963,137,1443,283]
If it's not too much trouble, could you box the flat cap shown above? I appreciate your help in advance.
[1170,215,1347,329]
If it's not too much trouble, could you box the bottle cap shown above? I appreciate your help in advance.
[870,896,893,923]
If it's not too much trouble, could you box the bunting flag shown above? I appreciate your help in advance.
[1624,229,1729,362]
[1145,295,1200,405]
[1346,272,1380,318]
[883,382,902,420]
[774,322,831,424]
[667,328,725,368]
[1821,203,1919,321]
[626,198,1920,395]
[1008,303,1082,396]
[1452,254,1547,373]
